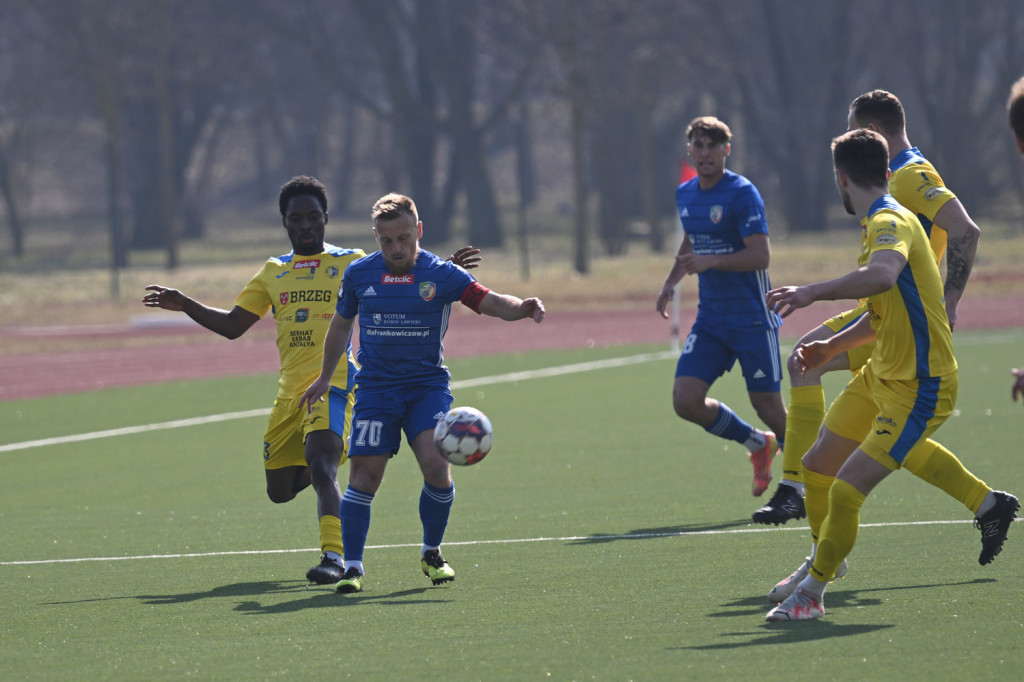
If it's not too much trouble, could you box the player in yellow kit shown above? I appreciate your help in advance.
[754,90,982,528]
[762,129,1017,621]
[142,176,480,583]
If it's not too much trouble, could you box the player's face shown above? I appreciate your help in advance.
[283,194,327,256]
[687,133,730,184]
[374,212,422,275]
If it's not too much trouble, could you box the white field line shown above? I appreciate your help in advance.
[0,351,676,454]
[0,519,987,567]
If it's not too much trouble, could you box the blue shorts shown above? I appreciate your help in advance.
[675,317,783,392]
[348,384,453,456]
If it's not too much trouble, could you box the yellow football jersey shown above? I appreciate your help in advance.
[859,196,956,380]
[235,244,365,398]
[888,147,956,264]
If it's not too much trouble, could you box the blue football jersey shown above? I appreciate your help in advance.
[337,249,477,388]
[676,169,781,329]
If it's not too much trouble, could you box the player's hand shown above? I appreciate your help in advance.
[676,253,706,275]
[656,284,675,319]
[449,246,482,270]
[142,285,187,311]
[299,377,331,413]
[521,297,545,323]
[794,340,835,375]
[945,299,958,332]
[766,285,813,319]
[1012,368,1024,403]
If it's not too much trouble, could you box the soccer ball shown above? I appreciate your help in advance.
[434,406,493,466]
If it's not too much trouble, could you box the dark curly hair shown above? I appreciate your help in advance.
[278,175,328,217]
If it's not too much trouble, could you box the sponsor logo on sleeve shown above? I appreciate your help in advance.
[874,234,898,246]
[924,187,948,201]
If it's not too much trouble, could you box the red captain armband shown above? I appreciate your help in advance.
[460,282,490,313]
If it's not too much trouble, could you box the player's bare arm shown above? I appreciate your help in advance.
[142,285,259,340]
[933,199,980,330]
[766,250,906,319]
[300,313,356,411]
[477,291,545,323]
[796,315,875,375]
[656,234,692,317]
[679,233,771,275]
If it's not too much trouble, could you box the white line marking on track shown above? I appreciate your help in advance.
[0,518,985,566]
[0,351,675,453]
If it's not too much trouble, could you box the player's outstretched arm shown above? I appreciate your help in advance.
[477,291,545,323]
[299,313,356,412]
[449,246,482,270]
[142,285,259,340]
[796,314,875,375]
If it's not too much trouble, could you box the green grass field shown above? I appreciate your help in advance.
[2,335,1024,681]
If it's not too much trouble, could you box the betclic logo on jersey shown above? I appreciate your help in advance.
[293,258,321,280]
[382,273,414,284]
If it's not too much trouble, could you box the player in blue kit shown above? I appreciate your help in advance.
[301,192,545,593]
[656,116,786,498]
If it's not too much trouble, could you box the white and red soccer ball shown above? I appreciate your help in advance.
[434,406,493,466]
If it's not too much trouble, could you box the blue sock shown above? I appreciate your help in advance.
[419,482,455,548]
[705,403,755,445]
[340,485,374,563]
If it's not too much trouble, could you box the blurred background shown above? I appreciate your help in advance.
[1,0,1023,315]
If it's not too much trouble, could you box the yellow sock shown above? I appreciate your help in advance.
[803,468,835,544]
[812,478,865,582]
[319,514,343,556]
[782,386,826,483]
[903,439,990,514]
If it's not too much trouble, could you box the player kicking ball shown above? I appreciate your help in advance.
[763,129,1017,622]
[301,192,544,593]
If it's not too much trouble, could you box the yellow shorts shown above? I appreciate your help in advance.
[262,388,355,470]
[824,362,957,470]
[823,303,874,371]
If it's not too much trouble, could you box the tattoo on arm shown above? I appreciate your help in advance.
[944,230,978,295]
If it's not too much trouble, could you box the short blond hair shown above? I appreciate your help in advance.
[370,193,418,225]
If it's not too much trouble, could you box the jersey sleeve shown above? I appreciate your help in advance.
[336,268,359,319]
[866,210,912,261]
[735,185,769,238]
[890,163,956,223]
[233,265,273,318]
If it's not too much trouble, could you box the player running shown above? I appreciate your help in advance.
[764,129,1017,621]
[301,192,544,594]
[755,90,984,526]
[656,116,785,498]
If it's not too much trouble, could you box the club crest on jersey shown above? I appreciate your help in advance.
[709,205,723,224]
[419,282,436,301]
